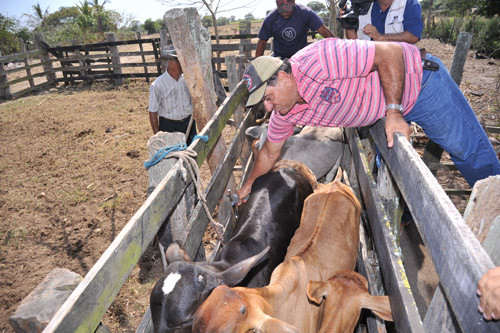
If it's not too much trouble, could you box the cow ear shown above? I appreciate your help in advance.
[307,280,330,305]
[260,316,299,333]
[361,295,393,322]
[245,126,261,138]
[165,241,191,264]
[220,246,270,286]
[245,125,267,139]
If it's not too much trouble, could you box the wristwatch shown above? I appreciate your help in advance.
[386,104,403,113]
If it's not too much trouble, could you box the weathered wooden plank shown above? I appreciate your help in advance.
[0,50,45,63]
[0,51,12,99]
[45,38,159,52]
[34,33,56,86]
[19,39,35,88]
[106,33,123,86]
[43,165,193,333]
[191,82,248,166]
[2,61,49,75]
[135,96,254,333]
[0,72,47,88]
[347,128,424,333]
[357,218,388,333]
[425,176,500,332]
[182,103,256,260]
[368,119,499,332]
[43,86,249,332]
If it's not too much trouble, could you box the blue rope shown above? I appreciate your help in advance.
[144,134,209,169]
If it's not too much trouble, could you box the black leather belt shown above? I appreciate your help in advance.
[422,59,439,71]
[160,115,190,123]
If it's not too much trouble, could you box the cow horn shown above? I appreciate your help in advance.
[220,246,270,286]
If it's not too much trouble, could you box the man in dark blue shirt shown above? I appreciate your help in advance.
[345,0,423,44]
[256,0,335,59]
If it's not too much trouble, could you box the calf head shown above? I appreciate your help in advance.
[193,285,298,333]
[150,242,269,333]
[307,270,393,333]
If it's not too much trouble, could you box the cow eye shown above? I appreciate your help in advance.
[240,305,246,314]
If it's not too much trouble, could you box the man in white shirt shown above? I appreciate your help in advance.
[148,46,196,144]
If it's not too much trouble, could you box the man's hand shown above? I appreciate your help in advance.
[235,184,251,206]
[362,24,381,40]
[478,266,500,321]
[385,109,410,148]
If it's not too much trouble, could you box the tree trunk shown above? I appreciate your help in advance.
[163,7,236,190]
[426,0,434,37]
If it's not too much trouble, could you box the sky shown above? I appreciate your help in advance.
[1,0,321,25]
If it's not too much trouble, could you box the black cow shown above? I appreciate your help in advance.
[150,160,316,333]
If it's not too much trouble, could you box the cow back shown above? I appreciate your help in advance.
[223,160,316,287]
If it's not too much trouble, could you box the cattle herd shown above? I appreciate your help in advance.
[149,126,393,332]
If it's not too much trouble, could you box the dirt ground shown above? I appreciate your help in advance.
[0,38,499,332]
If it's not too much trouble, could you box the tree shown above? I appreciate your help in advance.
[244,13,255,21]
[44,7,81,27]
[144,18,160,34]
[216,16,229,26]
[201,15,213,27]
[91,0,109,36]
[158,0,260,71]
[0,14,19,55]
[308,1,327,14]
[23,2,49,28]
[477,0,500,17]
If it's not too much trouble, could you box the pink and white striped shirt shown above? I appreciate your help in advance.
[267,38,423,142]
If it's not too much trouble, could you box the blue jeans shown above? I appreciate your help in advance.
[404,54,500,186]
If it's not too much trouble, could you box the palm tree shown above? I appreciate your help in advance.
[92,0,109,37]
[23,2,49,27]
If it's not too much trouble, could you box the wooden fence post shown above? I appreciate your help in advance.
[164,7,236,191]
[137,32,150,84]
[424,175,500,332]
[19,38,35,88]
[239,20,252,58]
[160,28,169,50]
[75,49,88,84]
[146,132,198,269]
[422,31,473,173]
[105,33,123,86]
[224,54,245,129]
[0,51,12,100]
[34,33,56,86]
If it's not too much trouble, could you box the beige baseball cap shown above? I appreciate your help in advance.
[243,56,283,107]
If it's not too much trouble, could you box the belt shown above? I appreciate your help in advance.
[160,115,191,123]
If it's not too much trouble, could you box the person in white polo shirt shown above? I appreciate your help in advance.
[148,45,196,144]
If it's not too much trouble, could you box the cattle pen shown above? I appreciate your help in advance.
[9,9,496,333]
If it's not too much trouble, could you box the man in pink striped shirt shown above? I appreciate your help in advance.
[236,38,500,203]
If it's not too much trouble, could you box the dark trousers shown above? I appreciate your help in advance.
[159,116,197,145]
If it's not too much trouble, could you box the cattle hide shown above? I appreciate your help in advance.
[192,181,362,332]
[150,160,316,332]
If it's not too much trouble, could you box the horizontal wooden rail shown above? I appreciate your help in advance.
[369,119,499,332]
[0,50,45,63]
[42,82,249,333]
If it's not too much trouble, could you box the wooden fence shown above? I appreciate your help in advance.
[4,26,499,332]
[0,28,318,100]
[39,82,500,332]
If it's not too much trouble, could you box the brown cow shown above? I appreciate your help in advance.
[192,180,364,332]
[307,270,393,333]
